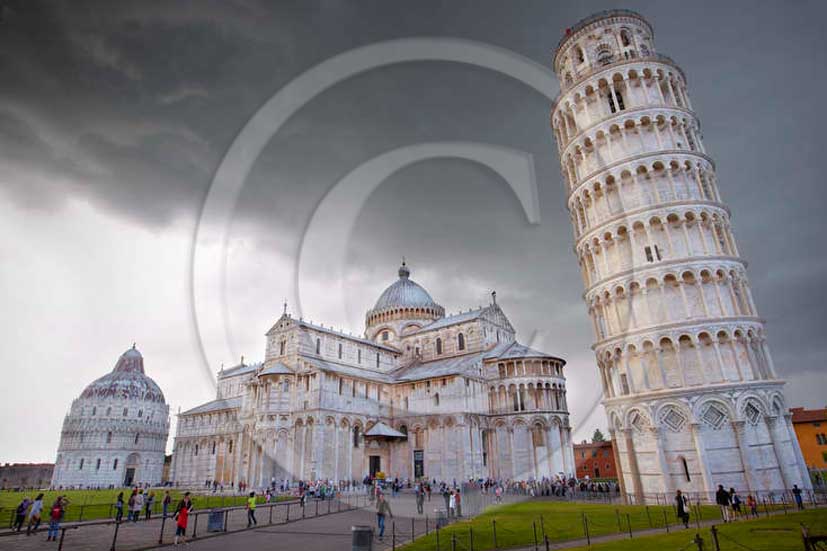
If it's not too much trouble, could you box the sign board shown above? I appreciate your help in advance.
[207,510,224,532]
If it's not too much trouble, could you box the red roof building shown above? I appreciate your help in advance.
[574,440,618,480]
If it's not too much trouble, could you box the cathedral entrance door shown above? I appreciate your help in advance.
[124,468,135,487]
[369,455,381,477]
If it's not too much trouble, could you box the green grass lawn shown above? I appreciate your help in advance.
[399,499,728,551]
[0,488,292,526]
[402,500,804,551]
[566,508,827,551]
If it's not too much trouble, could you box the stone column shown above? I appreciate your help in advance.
[689,423,712,493]
[623,428,644,502]
[608,429,627,500]
[731,421,754,492]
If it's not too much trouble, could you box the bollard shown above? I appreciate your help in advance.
[469,526,474,551]
[626,513,632,538]
[111,519,121,551]
[710,525,720,551]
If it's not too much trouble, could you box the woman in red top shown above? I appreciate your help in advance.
[173,493,193,547]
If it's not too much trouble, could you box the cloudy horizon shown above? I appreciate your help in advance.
[1,0,826,464]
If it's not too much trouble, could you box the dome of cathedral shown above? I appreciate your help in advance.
[372,262,441,312]
[80,346,166,404]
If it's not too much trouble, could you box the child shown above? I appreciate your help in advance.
[746,494,758,518]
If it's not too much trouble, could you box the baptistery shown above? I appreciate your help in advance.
[51,346,170,488]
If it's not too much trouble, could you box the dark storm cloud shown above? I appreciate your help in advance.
[1,0,826,412]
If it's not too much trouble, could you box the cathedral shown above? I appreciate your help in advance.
[170,262,574,487]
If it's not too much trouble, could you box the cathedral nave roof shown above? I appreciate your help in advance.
[297,319,399,353]
[391,351,484,382]
[219,361,261,379]
[180,396,242,416]
[487,341,566,363]
[258,362,293,376]
[302,355,395,383]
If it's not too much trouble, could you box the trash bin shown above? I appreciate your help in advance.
[352,525,373,551]
[436,509,448,528]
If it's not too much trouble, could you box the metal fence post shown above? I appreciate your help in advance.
[111,520,121,551]
[663,509,669,533]
[58,527,67,551]
[469,525,474,551]
[710,525,720,551]
[158,514,166,544]
[615,509,621,532]
[192,512,199,538]
[626,513,632,538]
[582,513,590,545]
[451,533,457,551]
[645,506,651,527]
[492,518,498,549]
[269,503,274,524]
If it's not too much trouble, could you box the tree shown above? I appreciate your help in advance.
[592,429,606,443]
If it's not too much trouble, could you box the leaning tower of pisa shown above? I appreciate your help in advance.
[550,10,811,499]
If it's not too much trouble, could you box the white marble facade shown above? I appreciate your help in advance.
[550,10,811,498]
[51,347,170,488]
[171,263,574,487]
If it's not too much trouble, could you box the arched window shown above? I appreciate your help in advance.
[353,426,360,448]
[195,444,199,456]
[358,349,362,363]
[138,409,143,418]
[620,29,632,47]
[113,458,118,470]
[434,393,440,407]
[597,46,612,65]
[399,425,408,437]
[338,378,344,395]
[279,340,286,355]
[106,432,112,444]
[92,406,96,416]
[123,408,128,417]
[96,458,101,470]
[376,353,380,368]
[212,442,216,454]
[338,343,343,359]
[382,331,389,341]
[134,433,140,444]
[681,457,691,482]
[79,459,84,470]
[436,338,443,355]
[574,45,585,64]
[228,440,233,454]
[608,88,625,113]
[457,333,465,351]
[315,338,321,355]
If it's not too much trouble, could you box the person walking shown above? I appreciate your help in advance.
[448,490,456,519]
[716,485,731,522]
[114,492,124,523]
[127,490,136,522]
[173,492,193,547]
[246,492,258,527]
[375,493,393,540]
[26,494,44,535]
[145,491,155,520]
[729,488,741,520]
[442,486,450,514]
[13,497,31,531]
[792,484,804,510]
[415,484,425,515]
[675,490,690,528]
[455,489,462,518]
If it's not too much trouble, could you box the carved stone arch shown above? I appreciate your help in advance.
[695,398,734,430]
[625,408,651,432]
[737,394,766,425]
[655,401,690,432]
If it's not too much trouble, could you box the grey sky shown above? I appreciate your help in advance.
[1,0,826,463]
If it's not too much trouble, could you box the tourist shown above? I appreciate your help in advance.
[375,493,393,540]
[173,492,193,547]
[442,486,451,514]
[246,492,258,527]
[448,490,456,518]
[133,489,145,522]
[114,492,124,522]
[729,488,741,520]
[675,490,689,528]
[46,496,65,542]
[127,489,137,521]
[163,491,172,517]
[415,484,425,514]
[13,496,31,531]
[455,489,462,518]
[715,485,731,522]
[495,485,503,504]
[26,493,44,535]
[145,491,155,520]
[746,494,758,518]
[792,484,804,510]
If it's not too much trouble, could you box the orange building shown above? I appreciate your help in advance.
[790,407,827,475]
[574,440,618,480]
